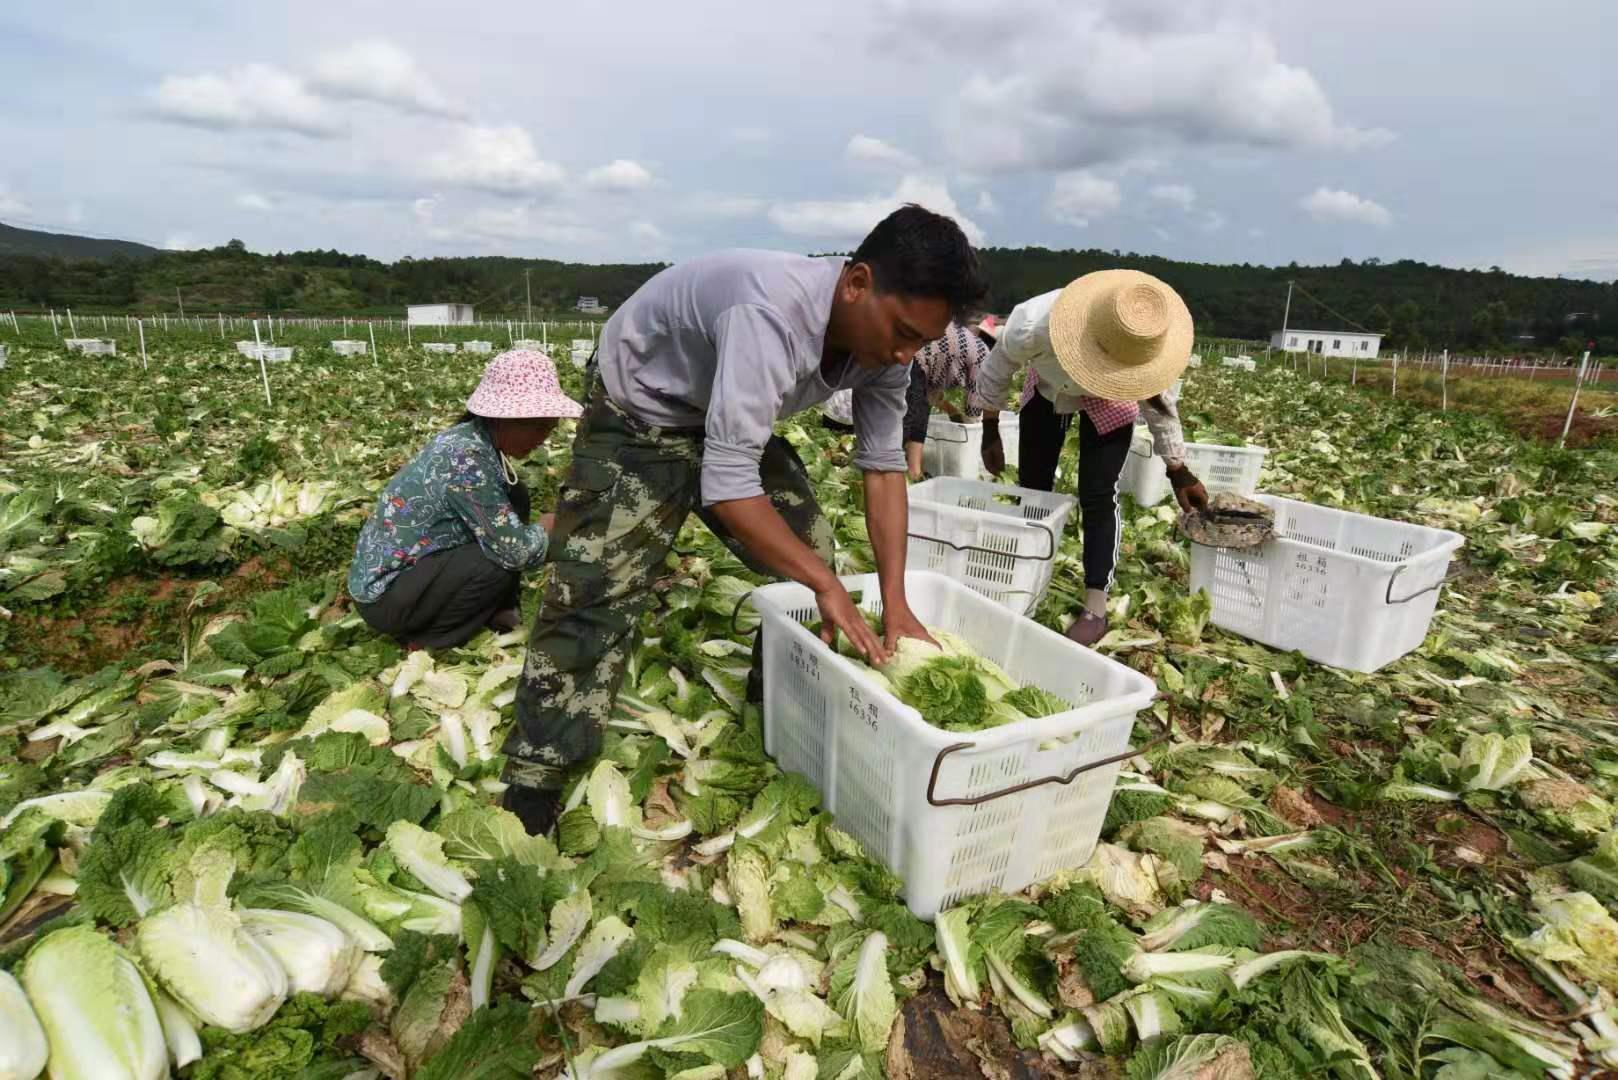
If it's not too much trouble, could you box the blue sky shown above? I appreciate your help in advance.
[1,0,1612,280]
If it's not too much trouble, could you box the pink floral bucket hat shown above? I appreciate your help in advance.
[466,350,583,419]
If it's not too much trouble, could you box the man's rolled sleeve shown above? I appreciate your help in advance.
[701,305,798,506]
[1142,383,1188,466]
[851,366,909,474]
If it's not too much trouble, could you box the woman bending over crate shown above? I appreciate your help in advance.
[900,315,998,481]
[976,271,1209,646]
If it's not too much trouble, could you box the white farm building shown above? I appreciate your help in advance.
[407,303,475,326]
[1270,329,1382,358]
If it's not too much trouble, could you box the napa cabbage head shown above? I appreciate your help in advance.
[21,925,167,1080]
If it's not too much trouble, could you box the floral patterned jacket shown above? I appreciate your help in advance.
[347,419,547,604]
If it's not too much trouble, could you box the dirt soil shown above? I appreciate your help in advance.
[7,555,293,674]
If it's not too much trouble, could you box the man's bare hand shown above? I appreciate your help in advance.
[881,603,937,654]
[539,512,557,533]
[817,584,890,665]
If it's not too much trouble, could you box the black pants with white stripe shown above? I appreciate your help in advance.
[1016,392,1134,591]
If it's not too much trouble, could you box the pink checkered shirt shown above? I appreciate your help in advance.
[1019,368,1139,434]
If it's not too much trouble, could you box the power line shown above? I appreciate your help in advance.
[1288,280,1379,334]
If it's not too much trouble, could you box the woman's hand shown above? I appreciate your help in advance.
[539,512,557,533]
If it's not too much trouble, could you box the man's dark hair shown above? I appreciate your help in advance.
[852,203,988,320]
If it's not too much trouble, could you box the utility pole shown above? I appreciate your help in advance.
[525,268,532,324]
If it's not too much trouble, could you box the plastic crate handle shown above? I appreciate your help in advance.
[906,517,1057,562]
[927,425,971,445]
[926,734,1168,807]
[1384,562,1449,605]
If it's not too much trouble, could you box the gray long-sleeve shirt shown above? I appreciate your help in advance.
[596,250,909,505]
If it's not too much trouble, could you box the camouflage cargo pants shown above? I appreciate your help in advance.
[503,376,834,790]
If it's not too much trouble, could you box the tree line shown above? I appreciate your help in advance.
[0,238,1612,353]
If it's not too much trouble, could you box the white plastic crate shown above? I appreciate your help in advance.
[1221,356,1256,371]
[921,415,983,479]
[570,339,594,369]
[754,571,1157,919]
[513,339,545,351]
[1189,494,1463,673]
[259,346,293,363]
[464,340,494,354]
[330,340,369,356]
[907,478,1076,615]
[1187,354,1202,368]
[65,338,116,355]
[235,340,259,357]
[1120,430,1268,508]
[423,342,458,354]
[0,344,8,369]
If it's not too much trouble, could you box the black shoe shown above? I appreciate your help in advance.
[501,785,563,837]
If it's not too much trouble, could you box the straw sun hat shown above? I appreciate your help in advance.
[1037,270,1194,401]
[465,349,583,420]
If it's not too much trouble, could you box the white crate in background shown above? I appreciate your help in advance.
[464,340,494,354]
[1187,354,1202,368]
[65,338,116,355]
[570,339,594,369]
[423,342,458,354]
[1120,429,1267,507]
[259,346,293,363]
[0,344,8,369]
[514,339,546,351]
[754,571,1157,919]
[921,415,983,478]
[236,340,259,357]
[1221,355,1256,371]
[330,340,369,356]
[907,477,1076,615]
[1189,494,1463,673]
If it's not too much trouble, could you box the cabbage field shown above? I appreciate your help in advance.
[2,327,1617,1080]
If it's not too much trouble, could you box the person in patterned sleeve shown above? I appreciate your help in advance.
[901,315,997,481]
[976,271,1209,646]
[346,350,581,650]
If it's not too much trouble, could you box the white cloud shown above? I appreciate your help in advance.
[236,192,273,211]
[309,39,464,118]
[845,134,920,171]
[975,189,1000,216]
[768,175,985,245]
[1046,170,1121,227]
[425,126,564,196]
[0,185,30,218]
[911,2,1390,172]
[411,199,606,253]
[1148,183,1196,210]
[681,193,766,220]
[628,221,671,254]
[152,64,340,136]
[1300,186,1391,227]
[584,159,655,192]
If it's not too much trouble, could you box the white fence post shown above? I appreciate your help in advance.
[368,321,379,366]
[1440,349,1449,411]
[1560,352,1592,449]
[138,319,148,371]
[253,319,273,407]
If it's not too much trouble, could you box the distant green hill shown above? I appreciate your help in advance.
[0,221,159,261]
[0,231,1611,353]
